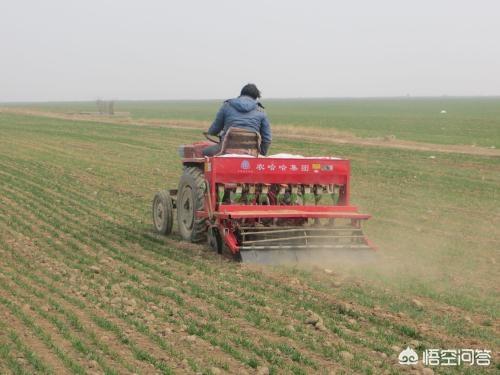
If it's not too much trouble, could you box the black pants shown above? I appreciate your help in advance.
[202,143,221,157]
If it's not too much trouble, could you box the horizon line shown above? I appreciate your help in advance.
[2,94,500,105]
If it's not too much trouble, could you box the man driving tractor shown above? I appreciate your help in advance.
[152,83,374,262]
[202,83,272,156]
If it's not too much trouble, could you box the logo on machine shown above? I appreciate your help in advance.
[240,160,250,170]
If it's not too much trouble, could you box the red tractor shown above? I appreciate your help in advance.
[152,129,374,263]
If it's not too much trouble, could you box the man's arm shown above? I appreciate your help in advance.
[207,104,226,135]
[260,115,272,155]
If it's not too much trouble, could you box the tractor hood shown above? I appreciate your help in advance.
[227,96,257,113]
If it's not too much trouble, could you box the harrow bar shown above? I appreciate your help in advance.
[214,205,371,220]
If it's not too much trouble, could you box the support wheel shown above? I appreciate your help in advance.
[207,227,223,253]
[177,167,207,242]
[152,190,173,235]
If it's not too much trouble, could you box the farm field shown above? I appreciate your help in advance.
[10,97,500,148]
[0,101,499,374]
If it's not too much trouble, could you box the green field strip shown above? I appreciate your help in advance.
[0,241,241,375]
[6,98,500,147]
[0,268,174,375]
[6,329,54,374]
[0,295,86,374]
[0,265,138,374]
[0,320,38,375]
[0,341,30,375]
[0,275,120,375]
[0,237,194,375]
[0,155,143,222]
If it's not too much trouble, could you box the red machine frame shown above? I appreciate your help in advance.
[187,155,372,254]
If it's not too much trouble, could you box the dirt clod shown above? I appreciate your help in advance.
[340,351,354,362]
[412,299,424,308]
[256,366,270,375]
[315,321,328,332]
[304,310,322,325]
[124,306,135,315]
[159,327,172,336]
[111,284,122,294]
[304,310,328,332]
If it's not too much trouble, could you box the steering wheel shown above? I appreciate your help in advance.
[203,132,220,144]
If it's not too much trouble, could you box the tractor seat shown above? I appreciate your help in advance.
[217,127,261,157]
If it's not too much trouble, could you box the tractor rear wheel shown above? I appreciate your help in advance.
[152,190,173,235]
[177,167,207,242]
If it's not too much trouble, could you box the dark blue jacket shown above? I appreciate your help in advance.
[208,95,272,154]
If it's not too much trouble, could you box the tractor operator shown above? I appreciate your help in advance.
[202,83,272,156]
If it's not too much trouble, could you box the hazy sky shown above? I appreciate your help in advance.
[1,0,499,102]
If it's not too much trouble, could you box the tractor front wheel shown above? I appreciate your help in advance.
[177,167,207,242]
[152,190,173,235]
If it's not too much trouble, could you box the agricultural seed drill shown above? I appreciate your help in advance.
[152,128,375,263]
